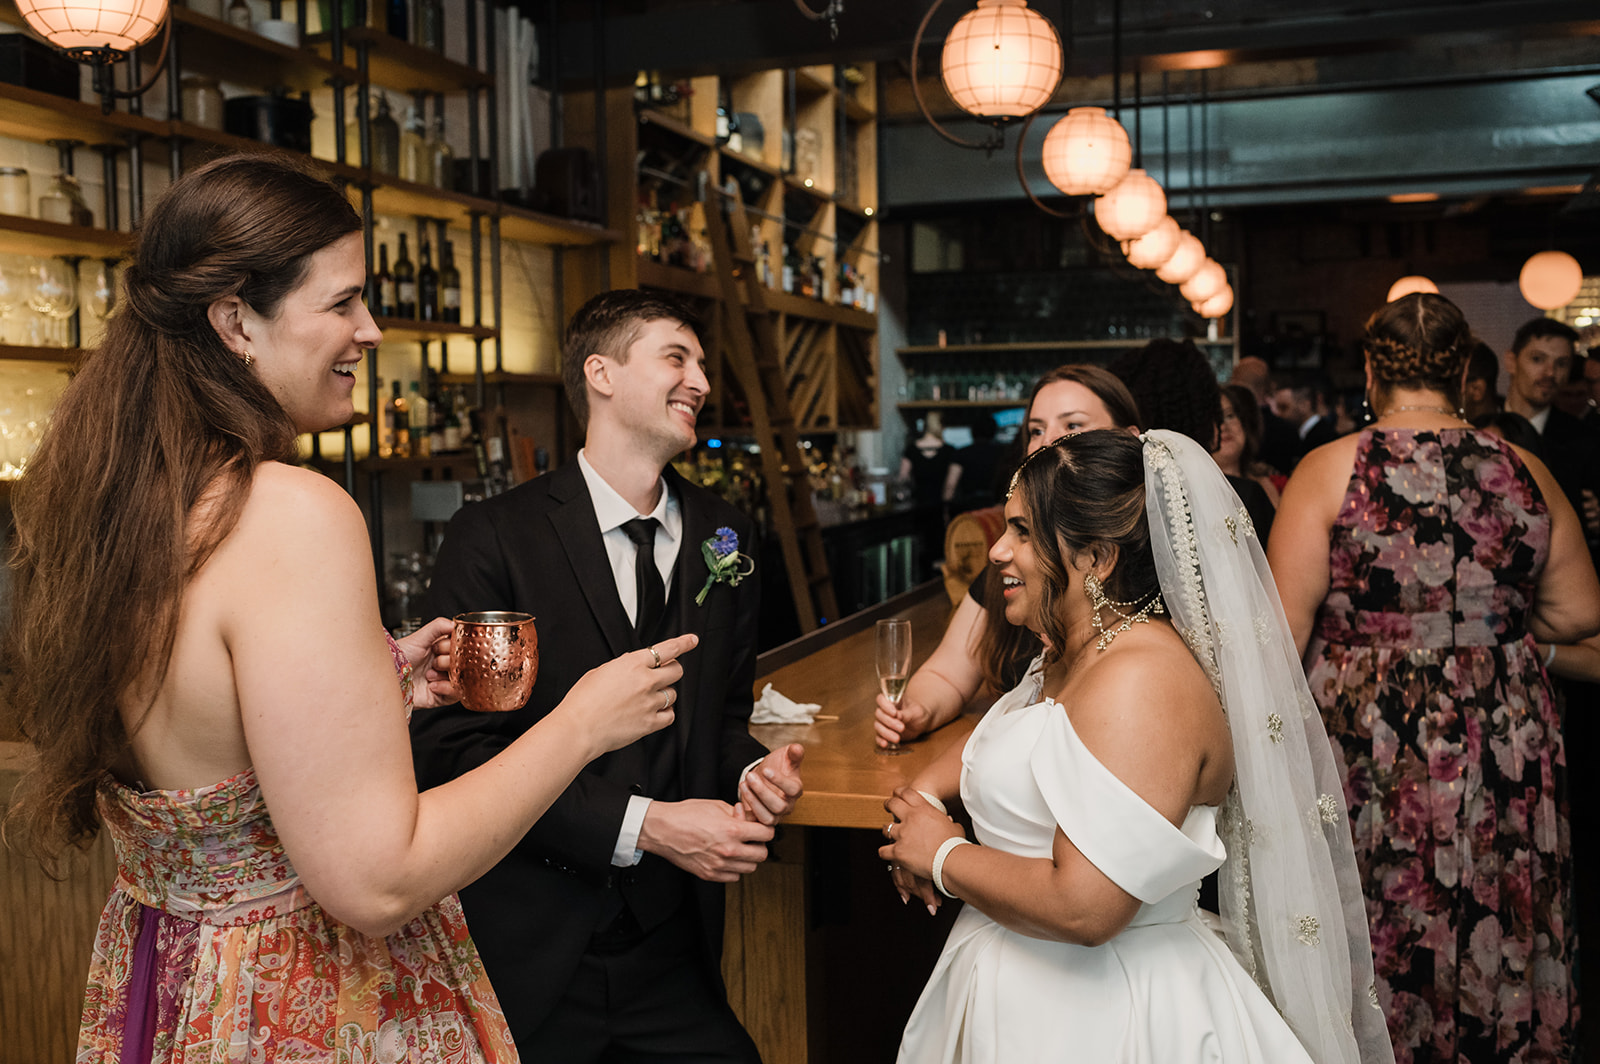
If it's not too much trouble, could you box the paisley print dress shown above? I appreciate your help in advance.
[1306,428,1574,1063]
[76,634,517,1063]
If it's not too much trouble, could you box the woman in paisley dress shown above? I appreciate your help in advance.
[1271,291,1600,1062]
[2,154,692,1063]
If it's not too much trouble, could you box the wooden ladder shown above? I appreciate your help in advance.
[700,182,839,634]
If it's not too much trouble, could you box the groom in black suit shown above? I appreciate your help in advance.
[412,289,804,1060]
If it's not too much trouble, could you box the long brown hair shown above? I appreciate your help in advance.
[2,154,361,867]
[977,365,1142,691]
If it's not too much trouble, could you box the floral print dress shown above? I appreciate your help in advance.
[1306,428,1574,1063]
[76,634,518,1064]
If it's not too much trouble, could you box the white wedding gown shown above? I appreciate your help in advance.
[898,665,1315,1064]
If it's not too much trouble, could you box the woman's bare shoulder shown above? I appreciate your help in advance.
[226,462,368,559]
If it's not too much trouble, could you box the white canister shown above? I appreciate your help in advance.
[0,168,30,217]
[254,18,300,46]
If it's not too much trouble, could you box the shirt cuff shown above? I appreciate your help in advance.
[738,756,765,792]
[612,795,653,867]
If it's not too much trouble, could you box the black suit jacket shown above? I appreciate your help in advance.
[1539,408,1600,555]
[1299,415,1339,455]
[409,460,767,1039]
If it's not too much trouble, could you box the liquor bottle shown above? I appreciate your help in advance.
[781,243,795,294]
[227,0,252,29]
[373,242,395,318]
[427,94,454,190]
[798,255,816,299]
[726,110,743,155]
[393,233,416,318]
[417,238,439,322]
[374,376,393,457]
[427,375,447,455]
[370,93,400,176]
[385,0,406,40]
[439,240,461,324]
[413,0,441,51]
[715,86,731,145]
[442,388,463,453]
[399,97,430,185]
[838,260,855,309]
[407,380,430,457]
[388,379,411,458]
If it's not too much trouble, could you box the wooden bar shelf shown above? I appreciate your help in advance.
[0,215,130,259]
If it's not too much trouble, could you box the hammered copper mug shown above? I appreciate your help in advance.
[451,612,538,712]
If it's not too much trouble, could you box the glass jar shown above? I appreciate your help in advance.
[0,168,30,217]
[181,75,225,130]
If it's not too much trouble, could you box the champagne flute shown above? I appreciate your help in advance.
[876,617,912,755]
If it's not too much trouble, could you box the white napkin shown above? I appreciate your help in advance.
[750,683,823,724]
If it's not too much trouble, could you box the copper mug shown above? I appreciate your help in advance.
[451,611,538,712]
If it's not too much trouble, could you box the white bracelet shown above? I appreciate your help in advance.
[1544,643,1558,668]
[931,837,973,899]
[917,790,949,816]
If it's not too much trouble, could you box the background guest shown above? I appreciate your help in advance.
[1461,340,1502,422]
[1269,291,1600,1061]
[1215,382,1282,507]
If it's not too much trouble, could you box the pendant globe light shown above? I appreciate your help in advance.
[1155,230,1205,284]
[940,0,1063,122]
[1122,216,1180,269]
[1041,107,1132,197]
[1094,168,1165,241]
[16,0,166,61]
[1386,275,1438,303]
[1519,250,1584,311]
[1194,284,1234,319]
[1178,258,1227,303]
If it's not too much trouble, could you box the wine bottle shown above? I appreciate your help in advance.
[417,238,439,322]
[373,242,395,318]
[781,243,795,294]
[439,240,461,324]
[407,380,430,457]
[399,96,430,185]
[413,0,441,51]
[388,379,411,458]
[715,86,731,145]
[393,233,416,318]
[427,374,447,456]
[428,93,454,190]
[370,93,400,176]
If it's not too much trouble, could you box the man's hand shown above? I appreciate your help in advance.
[738,743,804,825]
[638,798,775,882]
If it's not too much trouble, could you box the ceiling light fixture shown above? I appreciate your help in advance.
[911,0,1062,151]
[1385,276,1439,303]
[16,0,171,112]
[1519,250,1584,311]
[1094,167,1165,241]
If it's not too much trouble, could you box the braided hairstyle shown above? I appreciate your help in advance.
[1362,292,1473,405]
[3,154,361,867]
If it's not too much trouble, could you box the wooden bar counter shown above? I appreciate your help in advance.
[722,581,979,1064]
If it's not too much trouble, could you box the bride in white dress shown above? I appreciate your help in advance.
[881,430,1394,1064]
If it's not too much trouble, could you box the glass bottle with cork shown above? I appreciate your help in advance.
[393,233,416,318]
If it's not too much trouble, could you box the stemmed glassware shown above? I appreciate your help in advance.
[26,257,79,347]
[875,617,912,755]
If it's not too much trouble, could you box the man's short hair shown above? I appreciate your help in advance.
[561,289,703,428]
[1510,316,1579,356]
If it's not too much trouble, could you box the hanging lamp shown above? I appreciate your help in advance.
[1178,258,1227,303]
[1122,216,1180,269]
[1094,168,1165,241]
[16,0,166,62]
[1041,107,1131,197]
[940,0,1063,121]
[1519,251,1584,311]
[1154,230,1205,284]
[1194,284,1234,319]
[1385,276,1438,303]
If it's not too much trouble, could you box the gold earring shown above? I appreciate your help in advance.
[241,352,255,368]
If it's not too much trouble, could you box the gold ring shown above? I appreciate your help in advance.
[647,645,661,668]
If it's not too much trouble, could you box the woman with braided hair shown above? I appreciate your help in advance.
[3,154,692,1062]
[1270,291,1600,1061]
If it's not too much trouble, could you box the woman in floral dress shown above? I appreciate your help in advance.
[1271,292,1600,1062]
[2,154,693,1063]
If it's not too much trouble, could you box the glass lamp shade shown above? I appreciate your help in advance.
[1155,231,1205,284]
[1041,107,1131,196]
[16,0,167,55]
[1122,216,1180,270]
[1519,251,1584,311]
[1179,259,1228,304]
[941,0,1063,120]
[1093,169,1166,241]
[1193,284,1234,319]
[1386,275,1438,303]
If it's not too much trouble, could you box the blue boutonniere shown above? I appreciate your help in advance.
[696,526,755,605]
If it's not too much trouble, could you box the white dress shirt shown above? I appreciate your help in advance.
[576,449,681,866]
[1529,406,1552,435]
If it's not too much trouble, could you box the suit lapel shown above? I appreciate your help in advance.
[669,471,714,763]
[547,462,636,660]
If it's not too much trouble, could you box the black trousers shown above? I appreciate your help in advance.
[515,905,762,1063]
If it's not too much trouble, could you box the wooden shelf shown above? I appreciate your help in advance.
[720,146,781,178]
[171,9,351,94]
[307,27,492,93]
[841,94,875,123]
[374,317,496,343]
[766,290,876,329]
[0,345,83,364]
[897,338,1235,355]
[792,68,834,99]
[0,82,168,147]
[637,258,722,299]
[638,108,714,147]
[499,202,620,247]
[0,214,130,258]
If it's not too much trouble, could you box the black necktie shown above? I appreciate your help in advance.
[621,517,665,643]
